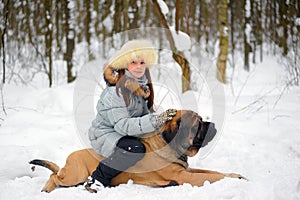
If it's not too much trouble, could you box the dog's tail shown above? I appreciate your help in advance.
[29,159,60,174]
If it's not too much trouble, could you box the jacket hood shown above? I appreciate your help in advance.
[108,39,157,70]
[103,65,151,99]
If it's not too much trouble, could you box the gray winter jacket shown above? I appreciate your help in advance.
[88,82,157,157]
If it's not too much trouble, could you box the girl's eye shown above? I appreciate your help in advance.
[141,61,145,65]
[131,61,136,64]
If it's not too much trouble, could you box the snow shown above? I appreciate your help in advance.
[67,1,75,9]
[295,18,300,26]
[157,0,169,15]
[169,26,192,51]
[245,23,252,44]
[1,55,300,200]
[245,0,251,18]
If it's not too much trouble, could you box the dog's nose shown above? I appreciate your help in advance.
[202,122,217,147]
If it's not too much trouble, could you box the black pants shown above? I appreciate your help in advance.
[91,136,146,187]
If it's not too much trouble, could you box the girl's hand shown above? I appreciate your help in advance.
[156,109,177,127]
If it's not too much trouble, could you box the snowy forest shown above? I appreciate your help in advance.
[1,0,300,88]
[1,1,300,200]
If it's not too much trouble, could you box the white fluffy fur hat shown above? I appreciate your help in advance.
[109,39,157,69]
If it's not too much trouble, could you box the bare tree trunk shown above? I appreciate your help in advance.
[200,0,209,51]
[151,0,191,92]
[93,0,100,37]
[99,0,112,54]
[272,0,277,55]
[250,0,256,64]
[144,1,151,26]
[175,0,181,33]
[0,0,8,115]
[123,0,129,31]
[259,0,263,62]
[229,0,235,68]
[1,0,10,84]
[25,0,33,45]
[216,0,229,83]
[84,0,93,60]
[244,0,251,71]
[55,0,62,52]
[279,0,288,56]
[45,0,53,87]
[150,0,176,51]
[188,0,196,37]
[113,0,122,34]
[64,0,76,83]
[129,0,139,30]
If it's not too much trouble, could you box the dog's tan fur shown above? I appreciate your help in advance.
[31,110,244,192]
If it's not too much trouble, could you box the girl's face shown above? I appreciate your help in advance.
[127,58,146,78]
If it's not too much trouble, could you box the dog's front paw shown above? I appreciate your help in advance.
[224,173,248,180]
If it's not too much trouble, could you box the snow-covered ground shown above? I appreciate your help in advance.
[1,56,300,200]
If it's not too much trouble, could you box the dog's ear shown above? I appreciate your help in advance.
[161,117,181,144]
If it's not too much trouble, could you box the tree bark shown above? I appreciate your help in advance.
[217,0,229,83]
[129,0,139,31]
[175,0,181,33]
[84,0,93,60]
[55,0,62,52]
[229,0,235,68]
[44,0,53,87]
[64,0,76,83]
[280,0,288,56]
[113,0,122,34]
[244,0,251,71]
[1,0,10,84]
[259,0,263,62]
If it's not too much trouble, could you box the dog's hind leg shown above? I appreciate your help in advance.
[41,167,86,193]
[41,173,59,193]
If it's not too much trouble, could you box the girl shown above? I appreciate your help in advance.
[85,39,177,193]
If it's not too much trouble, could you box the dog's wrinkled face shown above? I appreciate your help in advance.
[161,110,217,157]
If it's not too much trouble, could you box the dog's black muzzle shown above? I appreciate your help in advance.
[193,122,217,148]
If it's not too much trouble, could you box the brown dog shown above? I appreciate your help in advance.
[30,110,245,193]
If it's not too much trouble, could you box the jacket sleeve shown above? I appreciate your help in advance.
[104,88,158,136]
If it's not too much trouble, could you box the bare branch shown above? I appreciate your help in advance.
[150,0,191,92]
[150,0,176,52]
[273,76,298,109]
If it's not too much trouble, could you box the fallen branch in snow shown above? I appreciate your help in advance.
[232,89,275,115]
[272,114,291,120]
[233,67,255,106]
[272,76,298,109]
[232,95,267,115]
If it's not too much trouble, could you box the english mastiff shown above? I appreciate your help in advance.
[30,110,245,192]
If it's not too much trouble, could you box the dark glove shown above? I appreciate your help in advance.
[156,109,177,127]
